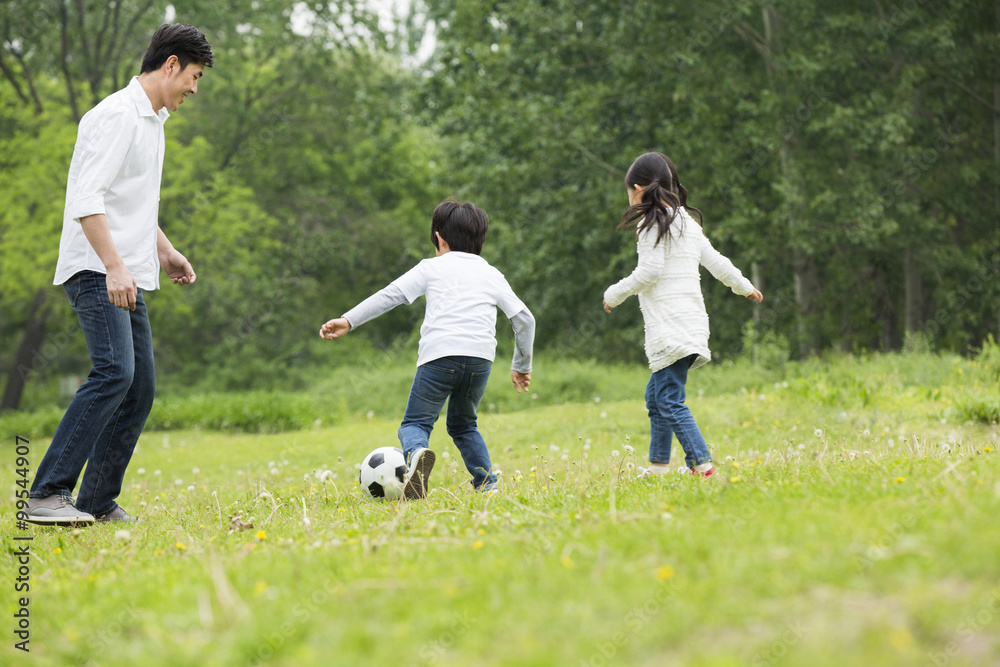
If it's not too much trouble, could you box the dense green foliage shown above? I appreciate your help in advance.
[1,0,998,410]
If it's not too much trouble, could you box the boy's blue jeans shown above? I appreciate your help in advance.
[645,354,712,468]
[29,270,156,516]
[398,356,496,489]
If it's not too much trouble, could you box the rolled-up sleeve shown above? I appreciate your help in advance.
[66,108,133,223]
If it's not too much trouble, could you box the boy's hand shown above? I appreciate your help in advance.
[746,289,763,303]
[511,370,531,393]
[319,318,351,339]
[603,300,613,313]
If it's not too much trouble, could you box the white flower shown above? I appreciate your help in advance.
[677,466,689,474]
[137,468,146,475]
[624,444,635,454]
[561,454,569,461]
[187,485,195,492]
[319,470,334,483]
[814,429,823,437]
[154,470,161,476]
[594,396,602,403]
[888,439,895,448]
[600,411,608,419]
[174,479,183,486]
[192,467,200,475]
[583,443,591,451]
[941,443,951,453]
[550,444,560,452]
[115,529,131,541]
[366,410,374,419]
[611,450,620,457]
[798,444,806,451]
[862,429,870,436]
[270,468,279,475]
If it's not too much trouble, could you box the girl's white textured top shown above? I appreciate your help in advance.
[604,207,754,372]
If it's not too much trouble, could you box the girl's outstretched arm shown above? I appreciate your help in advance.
[699,235,758,298]
[603,226,665,310]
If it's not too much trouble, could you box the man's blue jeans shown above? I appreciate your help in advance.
[645,354,712,468]
[29,271,156,516]
[398,356,496,489]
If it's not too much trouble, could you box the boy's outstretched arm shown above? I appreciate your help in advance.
[510,308,535,393]
[319,284,408,341]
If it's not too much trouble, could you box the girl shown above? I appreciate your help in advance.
[603,152,763,478]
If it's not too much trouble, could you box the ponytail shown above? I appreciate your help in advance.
[617,152,703,245]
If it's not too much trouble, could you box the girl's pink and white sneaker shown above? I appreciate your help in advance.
[689,465,717,478]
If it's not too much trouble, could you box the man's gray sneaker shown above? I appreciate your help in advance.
[96,506,137,523]
[403,448,436,500]
[25,495,95,526]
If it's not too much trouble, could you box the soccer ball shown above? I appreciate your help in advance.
[359,446,407,500]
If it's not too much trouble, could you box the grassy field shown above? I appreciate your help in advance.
[2,351,999,666]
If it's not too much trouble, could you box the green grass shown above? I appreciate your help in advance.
[2,353,999,666]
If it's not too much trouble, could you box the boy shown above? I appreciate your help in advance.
[320,200,534,498]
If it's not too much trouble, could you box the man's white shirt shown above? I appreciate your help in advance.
[54,77,169,290]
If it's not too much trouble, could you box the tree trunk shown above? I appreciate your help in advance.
[994,0,999,211]
[995,0,1000,338]
[0,289,49,412]
[903,248,923,336]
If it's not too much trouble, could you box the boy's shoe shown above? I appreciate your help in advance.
[403,448,436,500]
[689,466,717,479]
[25,495,95,526]
[96,506,138,523]
[477,480,498,497]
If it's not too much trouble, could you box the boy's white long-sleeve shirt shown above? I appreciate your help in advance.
[604,208,755,372]
[343,252,534,372]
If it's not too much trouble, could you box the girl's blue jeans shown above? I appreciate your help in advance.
[29,270,156,516]
[645,354,712,468]
[398,356,496,489]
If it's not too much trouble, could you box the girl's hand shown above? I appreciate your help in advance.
[746,289,763,303]
[511,370,531,393]
[319,318,351,339]
[603,300,613,313]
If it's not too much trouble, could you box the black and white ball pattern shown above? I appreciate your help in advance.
[359,446,407,500]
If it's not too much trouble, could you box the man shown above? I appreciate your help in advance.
[26,24,214,525]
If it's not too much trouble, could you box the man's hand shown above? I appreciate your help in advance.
[320,318,351,339]
[511,370,531,393]
[106,264,138,311]
[160,248,196,285]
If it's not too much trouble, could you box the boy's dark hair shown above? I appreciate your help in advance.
[431,200,489,255]
[140,24,214,74]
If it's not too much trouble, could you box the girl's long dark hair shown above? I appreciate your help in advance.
[617,152,703,245]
